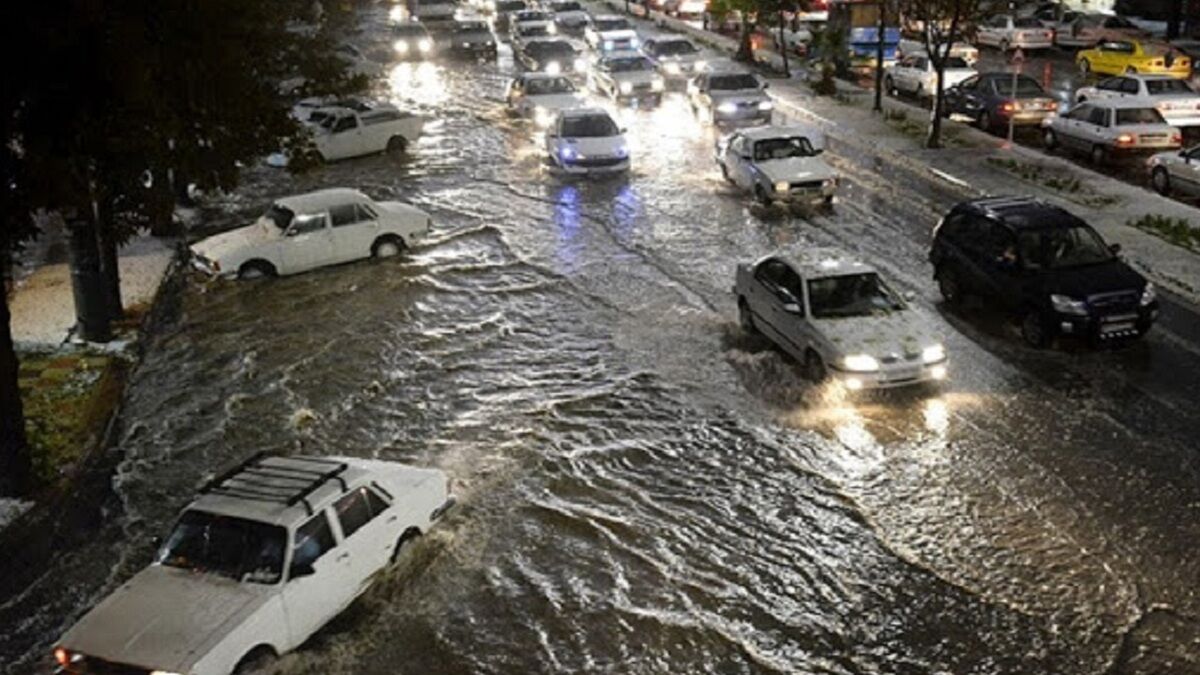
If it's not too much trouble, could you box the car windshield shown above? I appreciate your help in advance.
[526,76,576,94]
[554,1,582,10]
[394,24,428,37]
[156,511,286,584]
[1146,78,1194,95]
[595,18,631,31]
[710,73,759,90]
[991,75,1044,97]
[657,40,698,55]
[455,22,490,33]
[517,11,552,20]
[527,41,575,57]
[1014,17,1042,28]
[1115,107,1166,125]
[753,136,818,161]
[519,25,550,36]
[264,204,294,230]
[944,56,969,69]
[609,56,653,71]
[561,114,619,137]
[1018,225,1113,269]
[807,273,905,318]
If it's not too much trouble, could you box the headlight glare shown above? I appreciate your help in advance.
[665,62,681,75]
[574,57,587,72]
[758,100,774,111]
[394,39,410,53]
[619,81,633,94]
[773,180,789,193]
[842,354,880,372]
[717,101,738,113]
[694,59,707,70]
[651,77,664,91]
[545,60,562,75]
[922,344,946,364]
[418,39,432,52]
[1050,294,1088,316]
[1140,283,1156,306]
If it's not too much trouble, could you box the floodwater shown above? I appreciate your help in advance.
[2,6,1200,674]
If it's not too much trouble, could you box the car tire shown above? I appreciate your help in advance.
[1090,144,1107,165]
[1021,311,1050,349]
[738,298,758,335]
[802,349,827,382]
[238,260,276,280]
[755,184,772,206]
[1042,129,1058,151]
[233,646,277,675]
[386,136,409,154]
[720,162,733,184]
[977,110,992,132]
[1152,166,1172,195]
[915,83,926,101]
[372,235,407,259]
[937,265,964,307]
[391,527,422,563]
[1078,58,1091,75]
[884,76,896,96]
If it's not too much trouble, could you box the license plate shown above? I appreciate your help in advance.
[1101,322,1134,334]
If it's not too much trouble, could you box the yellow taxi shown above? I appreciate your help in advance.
[1077,40,1192,78]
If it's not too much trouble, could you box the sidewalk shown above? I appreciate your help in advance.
[607,1,1200,305]
[8,215,176,349]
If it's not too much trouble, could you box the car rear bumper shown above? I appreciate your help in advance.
[552,157,631,174]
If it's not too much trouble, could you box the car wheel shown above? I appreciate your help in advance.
[1090,144,1107,165]
[754,184,772,206]
[391,527,422,563]
[738,299,758,335]
[977,110,992,131]
[372,235,407,259]
[238,260,276,280]
[915,83,926,100]
[386,135,409,154]
[1042,129,1058,151]
[1152,166,1172,195]
[233,646,277,675]
[720,161,733,184]
[1078,58,1091,75]
[803,349,827,382]
[884,75,896,96]
[937,265,963,307]
[1021,311,1050,349]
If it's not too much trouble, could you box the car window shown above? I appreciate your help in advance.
[754,259,789,289]
[1014,17,1042,28]
[1146,78,1194,95]
[807,273,904,318]
[1100,41,1134,53]
[1115,107,1166,125]
[957,75,979,91]
[291,512,336,572]
[1065,104,1091,120]
[1119,78,1140,94]
[332,116,358,133]
[1096,77,1122,91]
[981,221,1016,259]
[356,203,378,221]
[1087,107,1110,126]
[157,511,286,584]
[330,204,363,227]
[289,213,328,235]
[334,485,390,538]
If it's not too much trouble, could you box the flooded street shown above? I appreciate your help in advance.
[4,6,1200,674]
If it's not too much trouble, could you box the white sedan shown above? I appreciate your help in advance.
[191,188,430,279]
[734,250,948,390]
[1075,74,1200,128]
[716,125,837,206]
[588,52,665,106]
[506,73,587,126]
[1148,145,1200,197]
[1042,101,1181,164]
[885,54,976,101]
[545,107,630,175]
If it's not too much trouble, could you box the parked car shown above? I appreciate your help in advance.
[641,37,707,82]
[585,15,640,53]
[506,72,586,125]
[1042,100,1181,163]
[772,23,814,56]
[688,70,774,125]
[1054,13,1149,48]
[393,21,436,60]
[1147,144,1200,196]
[715,125,837,206]
[442,18,498,58]
[544,107,630,175]
[549,0,589,32]
[190,189,431,279]
[412,0,458,25]
[897,38,979,66]
[52,453,454,675]
[942,72,1059,132]
[885,53,976,101]
[588,51,665,106]
[1077,40,1191,78]
[662,0,707,17]
[1032,6,1082,30]
[517,38,585,74]
[510,9,557,43]
[734,249,949,389]
[290,95,384,124]
[975,15,1054,51]
[302,105,424,162]
[930,196,1159,347]
[1075,74,1200,127]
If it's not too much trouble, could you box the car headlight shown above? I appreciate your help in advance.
[664,62,681,75]
[615,144,629,157]
[1050,294,1088,316]
[394,39,410,53]
[822,177,836,188]
[620,81,633,94]
[717,101,738,113]
[651,77,664,91]
[1140,283,1156,306]
[545,60,562,75]
[758,100,774,111]
[547,23,557,34]
[694,59,707,71]
[604,39,614,50]
[773,180,789,193]
[574,57,587,72]
[922,344,946,364]
[842,354,880,372]
[418,39,432,53]
[630,37,640,48]
[534,106,553,126]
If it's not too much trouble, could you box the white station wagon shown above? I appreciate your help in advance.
[307,104,424,161]
[715,125,837,206]
[734,249,948,390]
[53,453,455,675]
[191,188,431,279]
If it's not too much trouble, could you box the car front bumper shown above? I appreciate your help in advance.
[1052,304,1158,341]
[834,361,949,390]
[552,156,631,175]
[770,180,836,205]
[713,106,773,124]
[189,251,225,277]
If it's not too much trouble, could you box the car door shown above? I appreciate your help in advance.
[749,259,804,358]
[280,510,360,648]
[323,114,362,160]
[1083,105,1111,149]
[331,484,403,591]
[1057,104,1090,150]
[1171,146,1200,195]
[281,212,335,274]
[727,136,756,190]
[329,202,377,263]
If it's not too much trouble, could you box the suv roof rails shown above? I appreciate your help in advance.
[972,195,1041,212]
[200,452,351,516]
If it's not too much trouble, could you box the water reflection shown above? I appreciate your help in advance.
[387,61,449,108]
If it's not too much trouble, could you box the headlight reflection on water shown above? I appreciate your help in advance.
[387,61,448,107]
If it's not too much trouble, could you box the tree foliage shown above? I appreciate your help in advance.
[896,0,982,148]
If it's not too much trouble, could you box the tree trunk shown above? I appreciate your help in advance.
[778,12,789,75]
[737,15,754,63]
[0,288,31,497]
[873,2,886,112]
[927,65,945,149]
[95,199,124,322]
[66,215,113,343]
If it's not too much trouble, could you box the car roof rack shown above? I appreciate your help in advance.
[199,452,351,516]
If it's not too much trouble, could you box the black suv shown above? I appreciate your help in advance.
[930,196,1159,347]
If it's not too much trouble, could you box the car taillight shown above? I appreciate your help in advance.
[54,648,72,667]
[1171,132,1183,145]
[1116,133,1135,146]
[1001,101,1017,113]
[1047,100,1058,111]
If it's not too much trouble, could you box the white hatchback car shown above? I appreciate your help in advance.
[716,125,837,206]
[734,250,948,390]
[545,107,630,175]
[53,453,454,675]
[885,53,976,101]
[191,188,431,279]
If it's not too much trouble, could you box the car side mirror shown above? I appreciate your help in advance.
[290,563,315,579]
[783,302,802,315]
[1109,243,1122,254]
